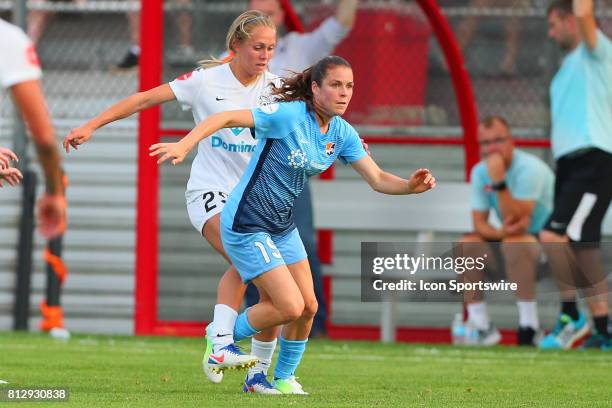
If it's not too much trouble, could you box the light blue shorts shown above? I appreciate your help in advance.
[221,226,308,283]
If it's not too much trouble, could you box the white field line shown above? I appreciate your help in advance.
[309,353,612,367]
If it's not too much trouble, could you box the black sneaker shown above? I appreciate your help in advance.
[517,326,543,346]
[114,50,139,70]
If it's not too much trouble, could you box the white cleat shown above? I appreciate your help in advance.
[206,343,258,374]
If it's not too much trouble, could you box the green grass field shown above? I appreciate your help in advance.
[1,332,611,407]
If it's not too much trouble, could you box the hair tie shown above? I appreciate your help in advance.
[243,16,266,25]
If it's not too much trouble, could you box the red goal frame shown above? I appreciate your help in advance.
[133,0,481,341]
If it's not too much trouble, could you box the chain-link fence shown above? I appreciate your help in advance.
[4,0,612,135]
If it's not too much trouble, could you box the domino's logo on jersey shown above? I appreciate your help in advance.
[230,127,244,136]
[211,136,257,153]
[288,149,308,169]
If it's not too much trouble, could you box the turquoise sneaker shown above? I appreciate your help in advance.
[539,313,589,350]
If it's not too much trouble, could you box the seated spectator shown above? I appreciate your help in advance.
[457,116,554,346]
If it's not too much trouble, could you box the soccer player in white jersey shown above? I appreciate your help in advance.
[0,19,65,237]
[64,11,290,390]
[150,56,437,394]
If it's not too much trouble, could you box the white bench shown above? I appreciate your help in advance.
[311,180,612,342]
[312,181,473,232]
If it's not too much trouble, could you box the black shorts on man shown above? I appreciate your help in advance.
[544,148,612,243]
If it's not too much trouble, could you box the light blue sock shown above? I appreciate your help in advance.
[274,336,307,380]
[233,308,258,342]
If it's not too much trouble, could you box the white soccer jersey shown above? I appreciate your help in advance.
[169,63,280,200]
[269,17,350,76]
[0,19,42,112]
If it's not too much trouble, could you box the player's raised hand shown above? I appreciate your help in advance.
[63,126,94,153]
[408,168,436,194]
[0,146,18,169]
[0,166,23,187]
[149,142,190,165]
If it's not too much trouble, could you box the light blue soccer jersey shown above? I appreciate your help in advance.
[550,30,612,159]
[470,149,554,234]
[222,101,367,235]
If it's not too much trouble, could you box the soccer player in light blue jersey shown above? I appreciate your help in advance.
[539,0,612,351]
[150,56,436,394]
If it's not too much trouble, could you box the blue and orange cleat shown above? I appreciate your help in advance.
[243,372,281,394]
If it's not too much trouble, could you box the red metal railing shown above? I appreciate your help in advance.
[134,0,163,335]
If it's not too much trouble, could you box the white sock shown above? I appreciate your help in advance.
[209,304,237,353]
[248,338,277,379]
[467,302,490,330]
[130,44,141,55]
[517,301,539,330]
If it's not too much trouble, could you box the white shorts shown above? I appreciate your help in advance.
[186,189,229,234]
